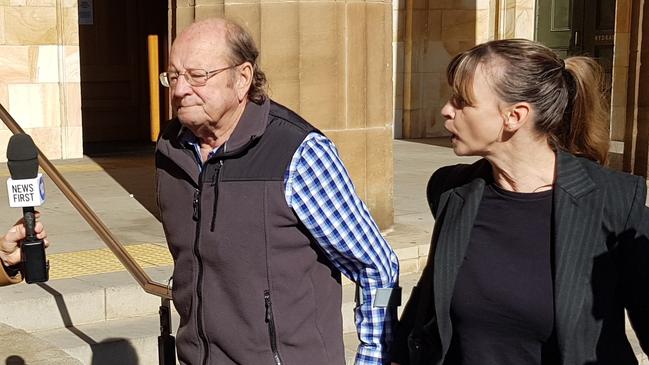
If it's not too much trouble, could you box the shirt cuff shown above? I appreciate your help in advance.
[355,343,387,365]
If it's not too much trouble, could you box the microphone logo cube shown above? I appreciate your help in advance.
[7,173,45,207]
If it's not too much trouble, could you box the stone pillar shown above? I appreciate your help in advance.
[171,0,394,228]
[0,0,82,162]
[624,1,649,177]
[399,1,490,138]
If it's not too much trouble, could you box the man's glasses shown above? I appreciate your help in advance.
[159,65,238,87]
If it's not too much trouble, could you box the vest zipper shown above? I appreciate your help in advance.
[192,175,210,365]
[209,160,223,232]
[264,290,284,365]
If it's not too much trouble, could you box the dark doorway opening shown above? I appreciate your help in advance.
[79,0,168,156]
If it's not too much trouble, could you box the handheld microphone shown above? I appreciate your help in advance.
[6,133,49,283]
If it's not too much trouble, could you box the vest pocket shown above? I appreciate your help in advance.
[264,290,284,365]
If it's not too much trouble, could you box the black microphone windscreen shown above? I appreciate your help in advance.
[7,133,39,179]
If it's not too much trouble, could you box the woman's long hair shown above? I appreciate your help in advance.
[446,39,610,164]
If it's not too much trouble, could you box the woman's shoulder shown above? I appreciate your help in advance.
[570,153,643,191]
[426,159,491,214]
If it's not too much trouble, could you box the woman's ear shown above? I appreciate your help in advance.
[503,102,531,132]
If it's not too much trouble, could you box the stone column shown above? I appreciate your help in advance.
[171,0,394,228]
[0,0,82,162]
[399,1,490,139]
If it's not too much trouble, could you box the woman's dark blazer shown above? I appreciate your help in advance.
[391,151,649,365]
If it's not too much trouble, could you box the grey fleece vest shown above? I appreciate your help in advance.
[155,100,345,365]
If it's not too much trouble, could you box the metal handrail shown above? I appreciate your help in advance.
[0,103,171,300]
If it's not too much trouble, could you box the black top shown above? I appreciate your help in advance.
[448,183,555,365]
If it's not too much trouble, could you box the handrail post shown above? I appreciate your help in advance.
[158,297,176,365]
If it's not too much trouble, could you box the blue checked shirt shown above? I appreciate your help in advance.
[187,131,399,365]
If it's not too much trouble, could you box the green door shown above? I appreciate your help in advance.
[535,0,575,58]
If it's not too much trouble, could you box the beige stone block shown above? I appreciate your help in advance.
[298,2,341,130]
[259,3,300,87]
[394,9,404,41]
[366,3,390,128]
[399,258,419,274]
[395,41,404,75]
[421,71,440,117]
[224,4,259,44]
[610,106,626,141]
[0,0,9,5]
[441,40,475,58]
[197,0,223,4]
[0,130,11,161]
[64,46,80,83]
[196,5,225,20]
[365,127,393,229]
[429,0,484,10]
[616,0,631,33]
[0,7,5,45]
[336,1,346,129]
[24,127,61,159]
[62,0,77,7]
[175,6,196,35]
[614,33,630,68]
[266,79,299,112]
[62,6,79,45]
[426,9,442,41]
[423,41,451,73]
[346,2,367,129]
[395,72,404,111]
[63,82,81,127]
[61,125,82,158]
[0,83,7,111]
[10,0,26,5]
[441,10,476,42]
[513,8,533,40]
[26,0,55,5]
[0,46,31,83]
[326,129,367,200]
[7,83,60,129]
[36,45,59,83]
[611,66,628,107]
[412,0,426,10]
[4,7,57,45]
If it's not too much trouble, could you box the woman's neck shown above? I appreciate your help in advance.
[486,140,557,193]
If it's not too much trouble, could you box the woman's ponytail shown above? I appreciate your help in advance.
[557,57,610,164]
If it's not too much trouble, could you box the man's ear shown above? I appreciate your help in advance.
[503,102,531,132]
[235,62,254,102]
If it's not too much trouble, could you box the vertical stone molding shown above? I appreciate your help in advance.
[0,0,82,161]
[172,0,395,228]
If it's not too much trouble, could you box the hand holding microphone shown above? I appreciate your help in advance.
[0,216,49,266]
[5,133,49,283]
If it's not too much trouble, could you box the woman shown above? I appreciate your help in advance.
[391,39,649,365]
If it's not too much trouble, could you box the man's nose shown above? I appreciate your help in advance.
[441,101,455,120]
[172,74,193,99]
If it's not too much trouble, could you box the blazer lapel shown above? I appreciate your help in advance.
[433,177,487,354]
[553,151,604,359]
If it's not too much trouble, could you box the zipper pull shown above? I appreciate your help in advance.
[192,189,200,221]
[264,290,271,322]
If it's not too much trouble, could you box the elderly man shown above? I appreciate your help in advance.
[155,17,399,365]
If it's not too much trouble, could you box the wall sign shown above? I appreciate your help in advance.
[79,0,94,25]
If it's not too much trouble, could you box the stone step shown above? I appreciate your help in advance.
[0,267,173,333]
